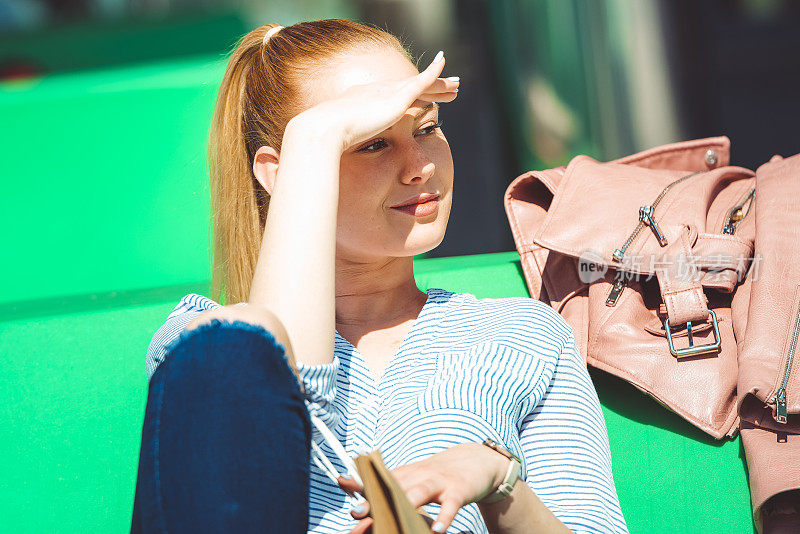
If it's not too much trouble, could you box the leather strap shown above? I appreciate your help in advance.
[654,225,710,326]
[692,233,754,292]
[480,458,521,504]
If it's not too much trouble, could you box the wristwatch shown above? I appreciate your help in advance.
[480,439,522,504]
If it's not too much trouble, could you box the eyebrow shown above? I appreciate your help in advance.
[412,101,439,122]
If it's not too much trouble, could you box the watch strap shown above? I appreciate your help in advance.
[480,440,521,504]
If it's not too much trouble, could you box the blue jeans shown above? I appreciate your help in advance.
[130,319,311,533]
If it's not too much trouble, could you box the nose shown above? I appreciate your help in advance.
[399,142,436,185]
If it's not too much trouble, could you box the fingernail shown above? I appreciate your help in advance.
[433,50,444,63]
[341,474,352,480]
[352,503,366,515]
[432,521,445,532]
[446,76,460,81]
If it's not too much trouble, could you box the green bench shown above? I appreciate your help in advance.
[0,55,753,533]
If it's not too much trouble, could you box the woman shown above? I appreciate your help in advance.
[131,19,628,534]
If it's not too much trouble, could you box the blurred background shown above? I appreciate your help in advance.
[2,0,799,308]
[1,3,794,532]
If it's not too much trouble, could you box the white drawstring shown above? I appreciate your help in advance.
[307,409,366,506]
[309,413,364,487]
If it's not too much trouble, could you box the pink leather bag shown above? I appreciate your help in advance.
[504,136,800,531]
[505,136,753,439]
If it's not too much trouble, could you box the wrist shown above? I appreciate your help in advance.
[283,111,347,154]
[488,449,510,491]
[477,478,525,510]
[478,440,522,504]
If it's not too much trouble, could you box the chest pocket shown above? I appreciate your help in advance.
[416,342,546,441]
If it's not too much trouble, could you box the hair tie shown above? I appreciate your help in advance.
[263,25,283,45]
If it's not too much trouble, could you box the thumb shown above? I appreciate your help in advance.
[337,475,363,494]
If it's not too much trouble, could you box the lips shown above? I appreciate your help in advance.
[390,193,440,208]
[390,193,440,218]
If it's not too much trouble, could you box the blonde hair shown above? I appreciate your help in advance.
[207,19,410,304]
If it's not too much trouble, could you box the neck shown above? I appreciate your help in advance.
[334,254,427,329]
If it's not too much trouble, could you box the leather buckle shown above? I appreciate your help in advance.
[664,309,721,357]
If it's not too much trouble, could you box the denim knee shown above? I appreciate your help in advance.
[133,318,311,533]
[156,318,310,437]
[163,318,294,381]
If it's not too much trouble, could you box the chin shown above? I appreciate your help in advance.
[399,227,447,256]
[342,220,448,259]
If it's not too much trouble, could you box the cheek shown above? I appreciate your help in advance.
[336,163,392,225]
[429,137,454,180]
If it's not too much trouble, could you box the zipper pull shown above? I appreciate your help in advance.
[775,387,788,423]
[611,248,626,263]
[723,208,743,234]
[606,278,627,307]
[723,188,755,235]
[639,205,668,246]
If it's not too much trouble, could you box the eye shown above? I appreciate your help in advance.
[358,139,388,152]
[416,120,443,137]
[357,120,443,153]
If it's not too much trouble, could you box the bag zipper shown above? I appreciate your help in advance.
[722,187,755,234]
[770,289,800,423]
[606,171,703,307]
[605,277,628,306]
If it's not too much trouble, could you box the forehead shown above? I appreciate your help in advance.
[301,47,419,106]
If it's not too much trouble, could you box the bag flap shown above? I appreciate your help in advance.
[503,136,742,299]
[504,135,733,260]
[533,155,755,275]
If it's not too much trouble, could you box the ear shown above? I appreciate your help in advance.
[253,145,281,195]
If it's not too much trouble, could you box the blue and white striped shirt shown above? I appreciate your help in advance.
[146,287,629,533]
